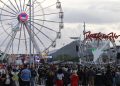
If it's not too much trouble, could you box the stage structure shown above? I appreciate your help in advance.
[79,31,120,63]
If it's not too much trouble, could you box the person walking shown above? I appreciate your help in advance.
[104,66,113,86]
[115,68,120,86]
[63,67,70,86]
[46,70,54,86]
[55,68,64,86]
[30,65,37,86]
[88,67,95,86]
[20,64,31,86]
[70,70,79,86]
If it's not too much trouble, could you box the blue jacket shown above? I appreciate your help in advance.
[20,69,31,81]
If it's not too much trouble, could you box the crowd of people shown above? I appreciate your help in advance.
[0,63,120,86]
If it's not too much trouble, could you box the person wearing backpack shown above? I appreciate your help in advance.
[20,64,31,86]
[12,70,19,86]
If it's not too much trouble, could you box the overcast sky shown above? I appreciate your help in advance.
[1,0,120,53]
[55,0,120,49]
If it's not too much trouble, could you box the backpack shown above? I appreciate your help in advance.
[12,73,19,81]
[20,69,31,81]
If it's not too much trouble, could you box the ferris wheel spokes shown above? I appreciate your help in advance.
[0,14,16,17]
[19,0,23,12]
[33,18,60,23]
[14,0,21,12]
[23,0,26,11]
[27,21,58,49]
[17,23,22,54]
[0,26,11,37]
[8,0,19,13]
[33,3,56,14]
[0,8,16,16]
[23,24,28,54]
[0,31,12,47]
[33,12,60,17]
[0,18,17,22]
[0,0,18,14]
[26,24,47,49]
[30,21,58,33]
[29,23,53,41]
[1,31,17,60]
[24,23,42,54]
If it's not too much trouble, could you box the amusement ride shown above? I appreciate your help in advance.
[0,0,63,60]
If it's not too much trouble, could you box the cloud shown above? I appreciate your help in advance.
[63,0,120,24]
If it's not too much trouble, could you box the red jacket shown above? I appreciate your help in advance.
[71,74,79,86]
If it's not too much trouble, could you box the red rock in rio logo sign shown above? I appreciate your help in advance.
[84,31,120,42]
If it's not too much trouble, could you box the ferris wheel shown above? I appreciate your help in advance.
[0,0,63,60]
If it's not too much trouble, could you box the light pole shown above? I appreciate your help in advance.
[29,0,32,66]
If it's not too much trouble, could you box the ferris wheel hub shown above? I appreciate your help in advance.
[18,12,28,23]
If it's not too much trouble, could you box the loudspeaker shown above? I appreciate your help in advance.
[117,53,120,59]
[76,45,79,52]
